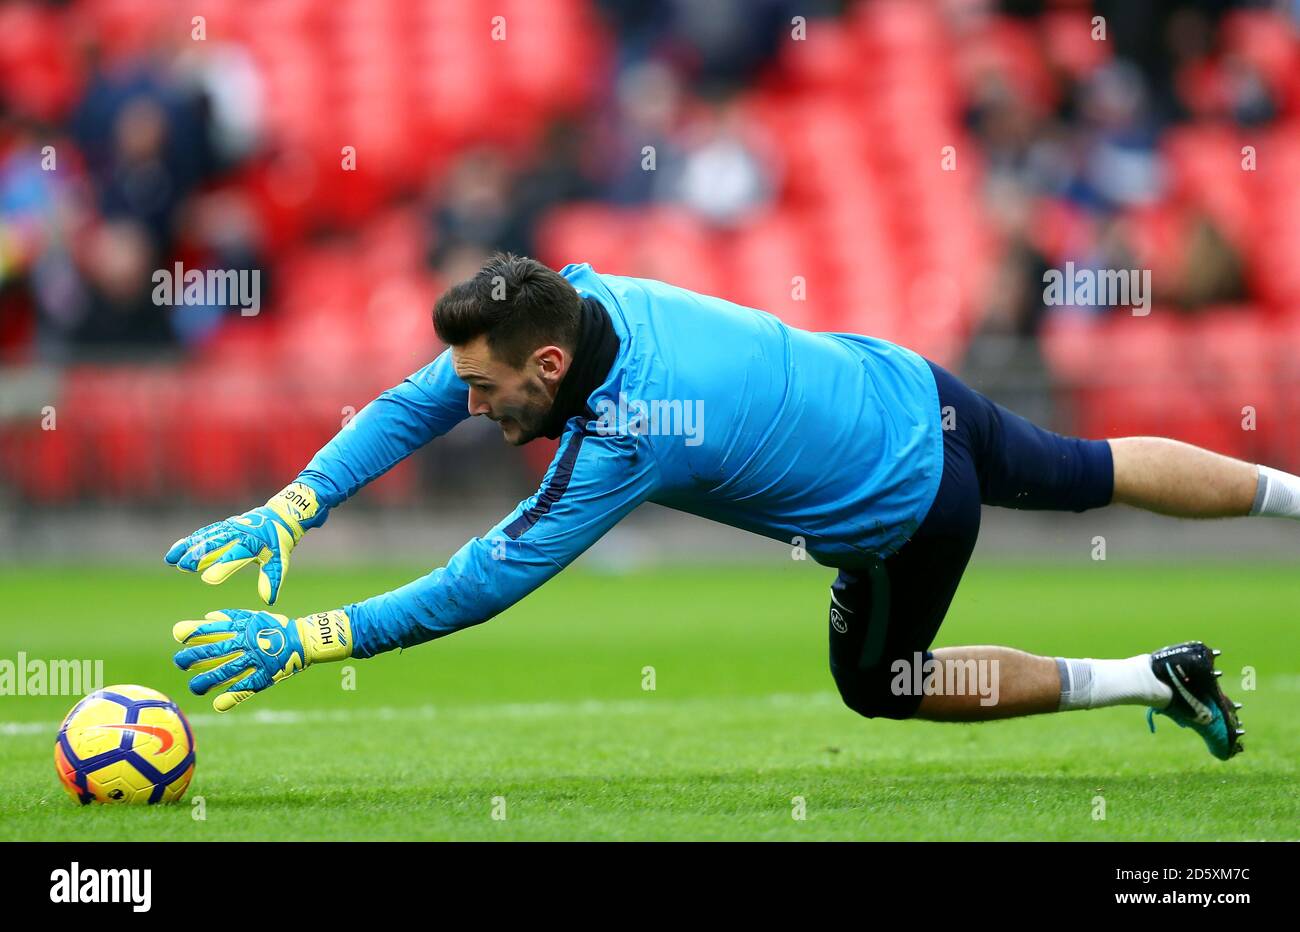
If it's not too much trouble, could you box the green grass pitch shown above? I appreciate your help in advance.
[1,561,1296,840]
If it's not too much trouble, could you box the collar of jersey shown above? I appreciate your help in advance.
[540,294,621,439]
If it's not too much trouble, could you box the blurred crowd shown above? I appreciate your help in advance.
[0,0,828,363]
[965,2,1278,337]
[0,20,268,359]
[0,0,1295,374]
[953,0,1294,420]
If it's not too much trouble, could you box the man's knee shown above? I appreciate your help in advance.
[828,573,930,722]
[831,660,924,721]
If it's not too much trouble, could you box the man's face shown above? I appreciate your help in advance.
[452,335,568,445]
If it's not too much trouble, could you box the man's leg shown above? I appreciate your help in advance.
[1108,437,1257,517]
[1109,436,1300,523]
[915,647,1060,721]
[913,641,1244,762]
[905,363,1247,758]
[913,647,1167,722]
[910,433,1293,719]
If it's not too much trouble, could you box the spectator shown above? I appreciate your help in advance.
[671,96,776,228]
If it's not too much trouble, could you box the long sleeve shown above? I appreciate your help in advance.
[295,349,469,510]
[344,418,661,658]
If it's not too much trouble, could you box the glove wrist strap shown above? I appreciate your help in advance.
[265,482,323,541]
[298,610,353,664]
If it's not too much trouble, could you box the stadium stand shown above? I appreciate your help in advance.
[2,0,1298,503]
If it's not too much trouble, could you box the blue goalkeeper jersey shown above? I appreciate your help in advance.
[297,263,944,657]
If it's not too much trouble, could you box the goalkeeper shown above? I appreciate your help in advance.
[167,254,1289,760]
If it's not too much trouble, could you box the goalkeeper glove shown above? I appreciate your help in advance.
[164,482,327,605]
[172,608,352,712]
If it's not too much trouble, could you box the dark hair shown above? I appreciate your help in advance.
[433,253,582,367]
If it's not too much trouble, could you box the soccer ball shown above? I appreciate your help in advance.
[54,685,196,805]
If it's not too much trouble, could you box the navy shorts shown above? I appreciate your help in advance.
[828,359,1114,720]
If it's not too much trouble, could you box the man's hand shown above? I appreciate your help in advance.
[172,608,352,712]
[164,482,326,605]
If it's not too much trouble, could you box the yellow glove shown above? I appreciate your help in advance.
[172,609,352,712]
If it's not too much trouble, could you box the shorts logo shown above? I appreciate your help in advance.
[830,607,848,634]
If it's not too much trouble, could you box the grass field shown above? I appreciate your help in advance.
[1,561,1296,840]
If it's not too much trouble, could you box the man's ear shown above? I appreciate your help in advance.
[533,345,570,386]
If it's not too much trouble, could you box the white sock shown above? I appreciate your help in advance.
[1056,655,1173,711]
[1251,465,1300,518]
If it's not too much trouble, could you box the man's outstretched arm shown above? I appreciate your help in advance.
[294,348,470,509]
[164,350,469,604]
[172,420,661,709]
[347,421,660,655]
